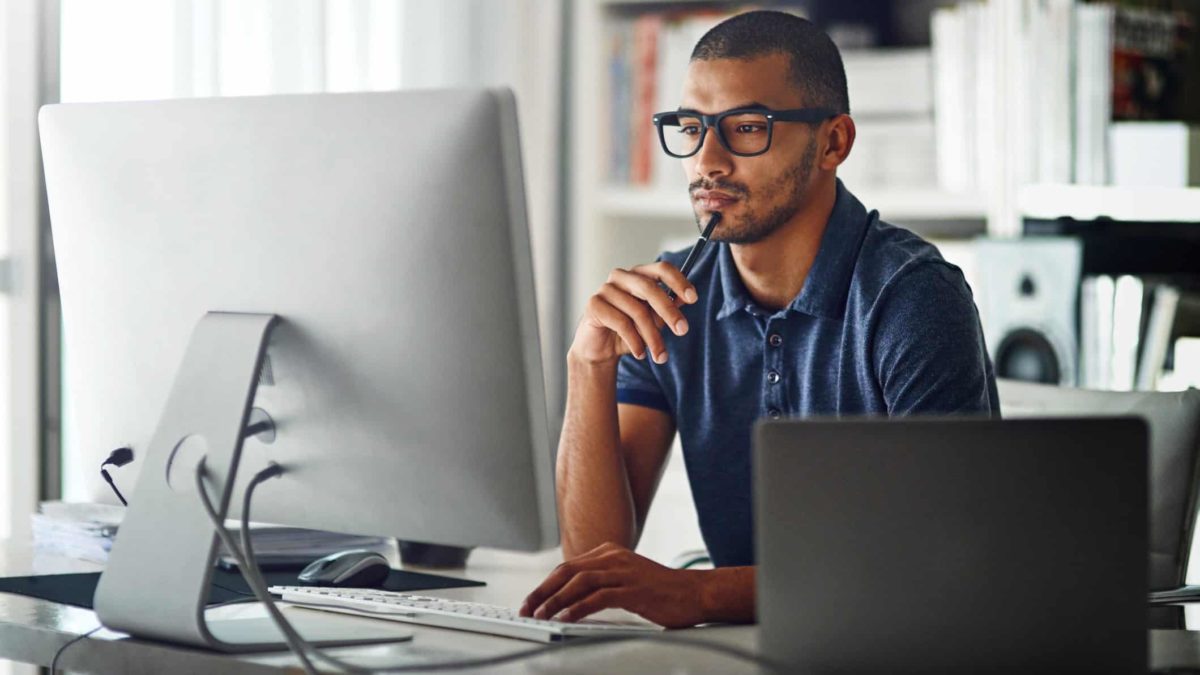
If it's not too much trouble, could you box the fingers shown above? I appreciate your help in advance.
[609,268,691,339]
[584,295,646,360]
[530,570,622,621]
[599,284,667,363]
[559,588,626,623]
[631,262,698,306]
[520,543,621,617]
[576,262,698,365]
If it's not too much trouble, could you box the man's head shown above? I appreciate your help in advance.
[674,11,855,244]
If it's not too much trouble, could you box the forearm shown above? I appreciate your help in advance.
[556,353,637,558]
[697,566,756,624]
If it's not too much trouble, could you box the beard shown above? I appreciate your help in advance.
[690,135,818,245]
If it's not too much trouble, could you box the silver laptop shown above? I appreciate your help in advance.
[755,417,1147,674]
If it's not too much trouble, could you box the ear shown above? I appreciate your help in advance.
[819,114,855,171]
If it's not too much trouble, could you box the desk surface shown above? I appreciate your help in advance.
[0,540,760,674]
[5,541,1200,674]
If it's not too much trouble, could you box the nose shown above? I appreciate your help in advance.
[691,123,733,181]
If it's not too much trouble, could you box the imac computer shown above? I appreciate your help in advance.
[39,88,557,650]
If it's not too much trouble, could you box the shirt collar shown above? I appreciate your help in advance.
[715,179,871,322]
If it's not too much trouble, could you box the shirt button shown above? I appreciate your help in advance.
[769,334,783,347]
[768,408,782,420]
[767,370,781,384]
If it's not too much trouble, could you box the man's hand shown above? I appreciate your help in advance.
[519,542,708,628]
[571,263,698,367]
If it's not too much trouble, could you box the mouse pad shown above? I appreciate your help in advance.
[0,568,485,610]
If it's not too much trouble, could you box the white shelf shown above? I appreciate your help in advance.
[598,185,988,221]
[1020,184,1200,223]
[855,186,988,221]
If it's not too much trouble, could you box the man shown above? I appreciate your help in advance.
[520,10,998,627]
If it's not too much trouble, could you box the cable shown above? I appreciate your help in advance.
[198,461,783,674]
[100,446,134,506]
[49,625,101,674]
[194,460,321,675]
[49,596,257,675]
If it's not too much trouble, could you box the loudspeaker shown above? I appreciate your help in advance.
[974,238,1083,385]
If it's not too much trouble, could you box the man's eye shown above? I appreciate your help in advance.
[735,124,766,134]
[678,126,701,136]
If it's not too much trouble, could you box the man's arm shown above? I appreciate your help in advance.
[556,355,676,557]
[523,261,755,628]
[552,260,695,557]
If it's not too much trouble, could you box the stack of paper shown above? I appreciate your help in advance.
[33,501,392,567]
[33,502,123,563]
[217,527,392,568]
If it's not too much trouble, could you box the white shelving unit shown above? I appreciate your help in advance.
[599,185,989,221]
[1020,184,1200,223]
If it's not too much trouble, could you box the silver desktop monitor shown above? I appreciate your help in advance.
[39,88,557,650]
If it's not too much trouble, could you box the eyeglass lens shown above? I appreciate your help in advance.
[659,112,770,157]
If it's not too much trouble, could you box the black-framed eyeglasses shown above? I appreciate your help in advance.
[652,107,837,158]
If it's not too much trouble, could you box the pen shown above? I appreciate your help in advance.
[666,211,722,302]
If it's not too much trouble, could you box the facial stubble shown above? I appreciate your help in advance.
[698,135,818,245]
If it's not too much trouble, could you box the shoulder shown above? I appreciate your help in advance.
[851,215,973,316]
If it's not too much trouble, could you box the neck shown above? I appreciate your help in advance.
[729,175,837,311]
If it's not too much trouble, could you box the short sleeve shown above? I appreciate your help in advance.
[616,353,671,413]
[871,263,1000,416]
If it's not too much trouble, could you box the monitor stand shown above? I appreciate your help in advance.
[92,312,412,651]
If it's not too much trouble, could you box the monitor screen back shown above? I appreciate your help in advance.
[40,89,557,551]
[755,417,1147,674]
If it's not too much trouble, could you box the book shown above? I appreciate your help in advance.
[1073,3,1115,186]
[932,6,970,192]
[1137,285,1181,391]
[1111,275,1145,391]
[1112,7,1188,121]
[1080,275,1116,390]
[607,19,634,184]
[629,13,661,185]
[1033,0,1074,185]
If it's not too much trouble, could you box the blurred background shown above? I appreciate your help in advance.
[1,0,1199,646]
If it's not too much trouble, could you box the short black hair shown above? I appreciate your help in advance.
[691,10,850,115]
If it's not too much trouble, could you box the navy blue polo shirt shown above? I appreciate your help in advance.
[616,180,1000,568]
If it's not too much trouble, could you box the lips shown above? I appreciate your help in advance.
[692,191,739,211]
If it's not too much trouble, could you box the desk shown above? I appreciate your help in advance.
[5,541,1200,674]
[0,540,760,674]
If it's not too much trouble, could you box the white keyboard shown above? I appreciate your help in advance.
[269,586,664,643]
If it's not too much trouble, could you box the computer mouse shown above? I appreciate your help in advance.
[298,549,391,588]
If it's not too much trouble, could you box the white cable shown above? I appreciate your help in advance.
[194,460,321,675]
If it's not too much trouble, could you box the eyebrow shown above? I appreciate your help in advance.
[675,101,772,115]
